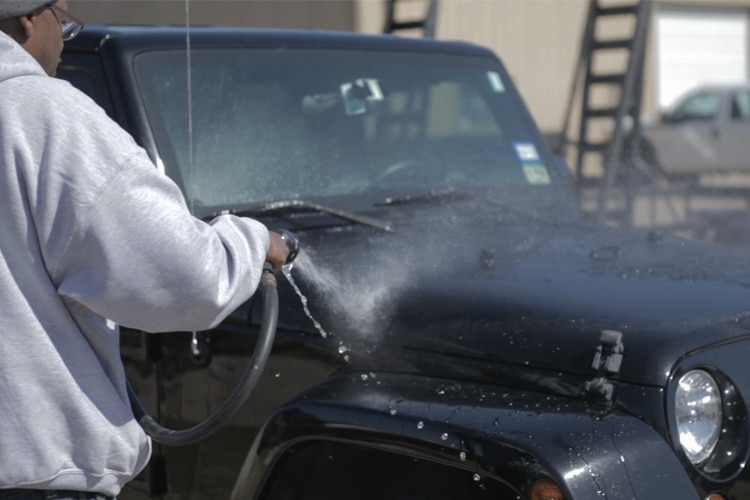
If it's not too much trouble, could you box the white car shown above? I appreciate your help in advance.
[642,83,750,177]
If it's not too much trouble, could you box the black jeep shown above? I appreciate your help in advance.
[61,25,750,499]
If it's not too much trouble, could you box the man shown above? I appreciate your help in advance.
[0,1,290,498]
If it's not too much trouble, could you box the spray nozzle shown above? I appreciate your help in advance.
[274,229,300,265]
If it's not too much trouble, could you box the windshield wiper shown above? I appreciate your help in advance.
[227,199,393,232]
[376,188,471,207]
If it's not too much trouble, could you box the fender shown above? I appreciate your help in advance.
[232,373,698,499]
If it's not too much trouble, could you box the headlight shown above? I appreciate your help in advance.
[675,369,722,465]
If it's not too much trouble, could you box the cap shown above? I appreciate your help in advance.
[0,0,53,20]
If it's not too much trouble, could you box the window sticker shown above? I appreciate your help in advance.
[523,163,551,185]
[513,141,539,162]
[487,71,505,93]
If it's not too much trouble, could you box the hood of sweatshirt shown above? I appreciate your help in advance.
[0,30,46,83]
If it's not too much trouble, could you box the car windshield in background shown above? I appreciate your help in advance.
[134,49,562,218]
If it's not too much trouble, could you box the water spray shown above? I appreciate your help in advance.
[127,229,300,446]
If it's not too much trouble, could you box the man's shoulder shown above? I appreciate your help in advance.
[5,73,115,129]
[31,74,96,106]
[3,71,76,102]
[4,72,141,167]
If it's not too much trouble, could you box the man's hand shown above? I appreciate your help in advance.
[267,231,292,274]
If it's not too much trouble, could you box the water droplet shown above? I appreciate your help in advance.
[417,421,424,429]
[441,433,449,441]
[338,345,348,354]
[274,372,281,378]
[390,408,397,416]
[473,473,481,482]
[360,373,369,381]
[459,451,467,462]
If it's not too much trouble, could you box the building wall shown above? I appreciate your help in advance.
[66,0,750,135]
[67,0,356,30]
[360,0,750,133]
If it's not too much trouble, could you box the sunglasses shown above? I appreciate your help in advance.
[46,3,84,41]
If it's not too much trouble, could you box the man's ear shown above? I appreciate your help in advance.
[16,11,37,40]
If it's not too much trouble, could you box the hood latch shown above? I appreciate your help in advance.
[583,329,624,402]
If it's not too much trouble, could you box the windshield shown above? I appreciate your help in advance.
[135,48,565,218]
[664,89,722,122]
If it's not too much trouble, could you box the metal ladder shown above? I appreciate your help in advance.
[383,0,439,38]
[560,0,654,223]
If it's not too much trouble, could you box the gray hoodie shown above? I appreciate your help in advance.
[0,31,270,495]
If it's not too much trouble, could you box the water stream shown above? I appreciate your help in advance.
[282,260,332,339]
[280,247,410,365]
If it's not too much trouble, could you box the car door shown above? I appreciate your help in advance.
[643,89,724,176]
[715,88,750,172]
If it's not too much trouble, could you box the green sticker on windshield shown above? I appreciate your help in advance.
[523,163,551,185]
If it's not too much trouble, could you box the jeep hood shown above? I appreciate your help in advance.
[281,203,750,388]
